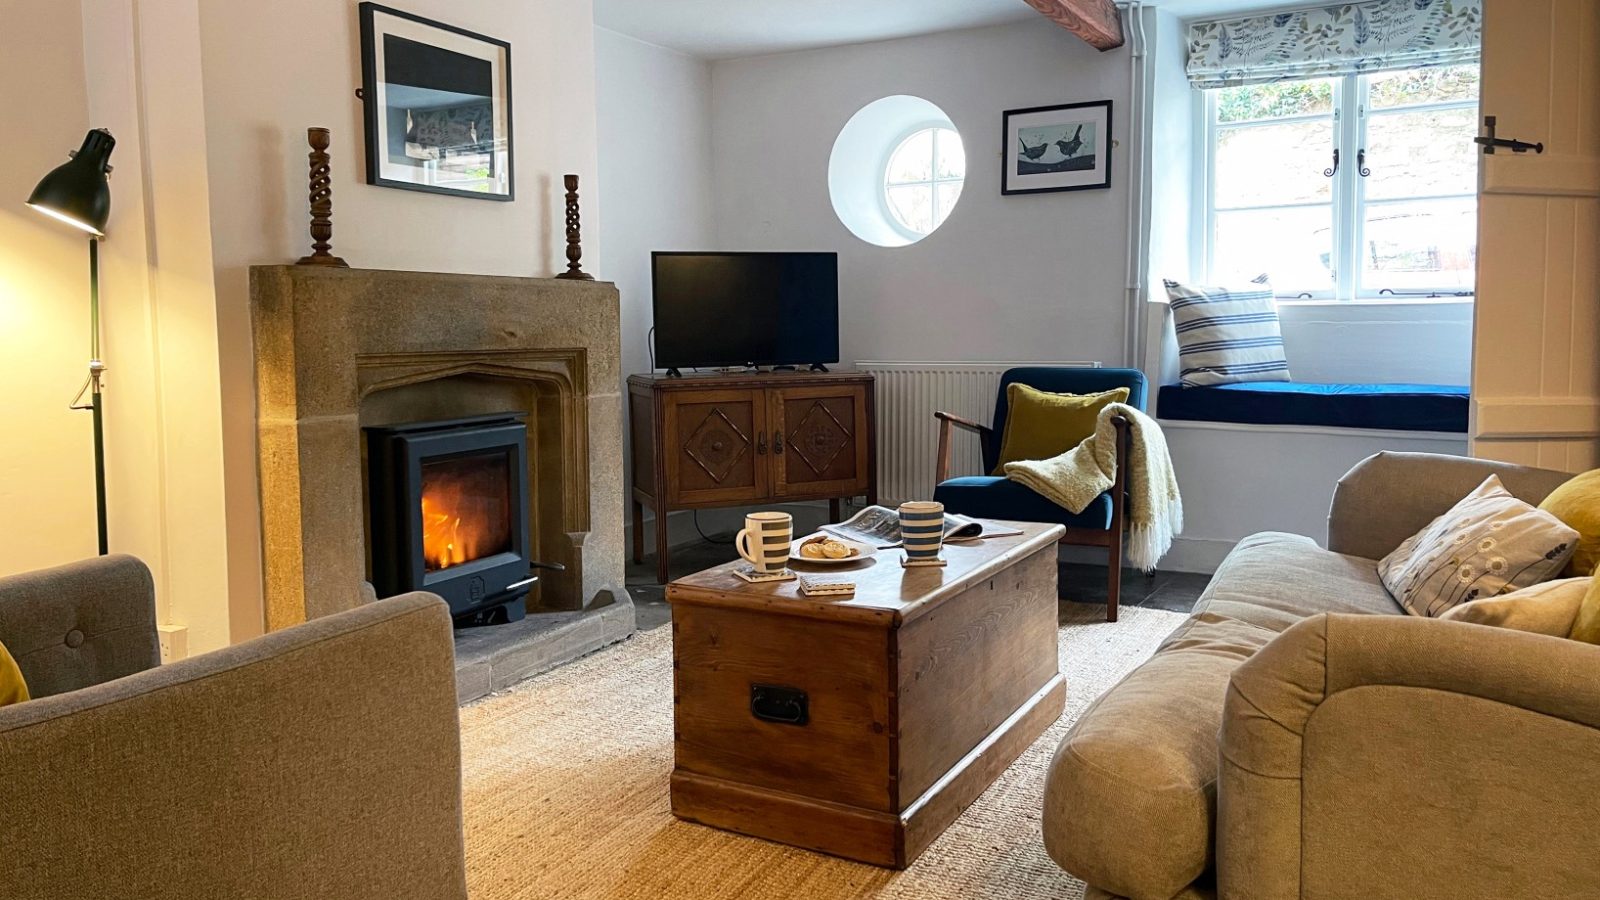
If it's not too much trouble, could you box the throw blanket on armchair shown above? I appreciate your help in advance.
[1002,403,1182,572]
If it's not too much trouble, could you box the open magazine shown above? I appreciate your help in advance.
[823,505,1024,549]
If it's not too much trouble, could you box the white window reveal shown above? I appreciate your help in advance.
[884,127,966,239]
[829,96,965,248]
[1200,64,1481,300]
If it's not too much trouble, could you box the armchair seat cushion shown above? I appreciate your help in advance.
[934,476,1112,530]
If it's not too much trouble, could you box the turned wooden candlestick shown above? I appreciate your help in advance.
[296,127,349,268]
[555,173,595,281]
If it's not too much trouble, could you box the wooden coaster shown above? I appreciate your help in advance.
[901,556,948,568]
[734,566,797,584]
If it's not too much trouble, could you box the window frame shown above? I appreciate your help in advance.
[881,124,965,241]
[1196,67,1480,303]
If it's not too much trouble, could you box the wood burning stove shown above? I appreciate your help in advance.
[366,413,553,625]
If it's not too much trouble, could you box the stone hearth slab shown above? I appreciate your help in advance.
[454,597,637,705]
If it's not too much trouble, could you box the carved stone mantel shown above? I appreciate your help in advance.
[250,266,626,632]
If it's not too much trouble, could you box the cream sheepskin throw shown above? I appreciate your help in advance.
[1002,403,1182,572]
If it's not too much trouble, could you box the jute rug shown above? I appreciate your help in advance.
[461,604,1185,900]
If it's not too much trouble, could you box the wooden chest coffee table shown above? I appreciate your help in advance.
[666,522,1066,868]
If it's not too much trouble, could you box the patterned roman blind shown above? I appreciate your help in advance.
[1187,0,1482,89]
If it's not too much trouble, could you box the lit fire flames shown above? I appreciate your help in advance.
[422,489,485,571]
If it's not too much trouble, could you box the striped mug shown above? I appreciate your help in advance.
[736,511,794,575]
[899,501,946,562]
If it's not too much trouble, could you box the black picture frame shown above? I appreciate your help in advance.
[1001,100,1113,196]
[359,2,514,201]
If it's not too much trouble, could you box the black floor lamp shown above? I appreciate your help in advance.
[27,129,116,555]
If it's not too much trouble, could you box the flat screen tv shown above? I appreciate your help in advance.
[651,251,840,372]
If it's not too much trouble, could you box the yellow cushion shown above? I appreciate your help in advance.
[0,638,28,707]
[1440,577,1589,637]
[991,384,1129,475]
[1538,468,1600,576]
[1570,570,1600,646]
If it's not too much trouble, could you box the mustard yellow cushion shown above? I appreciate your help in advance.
[0,638,28,708]
[1570,570,1600,646]
[991,384,1129,475]
[1538,468,1600,576]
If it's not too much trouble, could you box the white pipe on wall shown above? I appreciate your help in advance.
[1120,2,1152,369]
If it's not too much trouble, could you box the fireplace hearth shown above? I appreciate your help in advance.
[367,413,557,626]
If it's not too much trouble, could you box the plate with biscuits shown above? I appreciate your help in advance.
[790,532,875,566]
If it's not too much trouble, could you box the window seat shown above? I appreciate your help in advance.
[1157,382,1469,434]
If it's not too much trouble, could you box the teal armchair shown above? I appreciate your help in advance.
[932,367,1147,622]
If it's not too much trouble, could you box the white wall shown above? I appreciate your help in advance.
[595,28,722,546]
[1141,7,1193,377]
[595,29,716,396]
[198,0,603,641]
[1159,421,1468,572]
[82,0,232,655]
[710,20,1135,367]
[1279,300,1473,385]
[1,0,232,658]
[0,1,96,572]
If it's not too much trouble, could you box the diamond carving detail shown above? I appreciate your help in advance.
[684,407,751,484]
[789,401,851,476]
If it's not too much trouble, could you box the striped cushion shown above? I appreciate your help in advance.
[1164,276,1291,387]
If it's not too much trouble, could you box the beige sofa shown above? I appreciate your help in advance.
[1044,452,1600,900]
[0,555,468,900]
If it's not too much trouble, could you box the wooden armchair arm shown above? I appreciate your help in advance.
[934,410,991,434]
[1109,414,1131,494]
[934,411,994,484]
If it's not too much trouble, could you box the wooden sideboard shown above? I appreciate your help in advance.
[628,371,878,582]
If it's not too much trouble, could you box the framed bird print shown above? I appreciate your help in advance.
[359,2,514,200]
[1002,100,1112,195]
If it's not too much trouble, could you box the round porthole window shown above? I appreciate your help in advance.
[829,96,965,247]
[884,127,966,238]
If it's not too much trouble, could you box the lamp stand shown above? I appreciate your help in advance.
[70,237,109,555]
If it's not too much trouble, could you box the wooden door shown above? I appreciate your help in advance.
[664,390,768,506]
[1471,0,1600,470]
[768,384,871,499]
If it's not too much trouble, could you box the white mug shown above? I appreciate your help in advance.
[736,511,793,575]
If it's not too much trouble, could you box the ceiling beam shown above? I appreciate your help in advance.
[1021,0,1125,51]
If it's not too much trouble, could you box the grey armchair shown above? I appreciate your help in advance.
[0,555,469,900]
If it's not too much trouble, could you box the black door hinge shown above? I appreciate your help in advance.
[1475,116,1544,155]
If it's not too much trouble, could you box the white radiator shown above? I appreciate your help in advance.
[856,361,1101,506]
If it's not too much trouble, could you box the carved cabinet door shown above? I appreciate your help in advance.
[664,390,769,506]
[768,385,871,500]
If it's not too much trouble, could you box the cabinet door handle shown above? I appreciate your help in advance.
[773,430,784,455]
[756,432,767,455]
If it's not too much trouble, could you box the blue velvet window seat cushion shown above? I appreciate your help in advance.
[1157,381,1469,433]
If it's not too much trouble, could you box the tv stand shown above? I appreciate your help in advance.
[809,363,831,373]
[665,368,684,379]
[628,370,878,584]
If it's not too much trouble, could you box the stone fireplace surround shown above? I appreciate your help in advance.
[251,267,633,697]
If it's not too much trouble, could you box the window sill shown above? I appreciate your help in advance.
[1274,296,1474,308]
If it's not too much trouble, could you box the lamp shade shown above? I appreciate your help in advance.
[27,129,115,237]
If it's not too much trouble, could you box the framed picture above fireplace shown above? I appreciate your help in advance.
[358,2,514,200]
